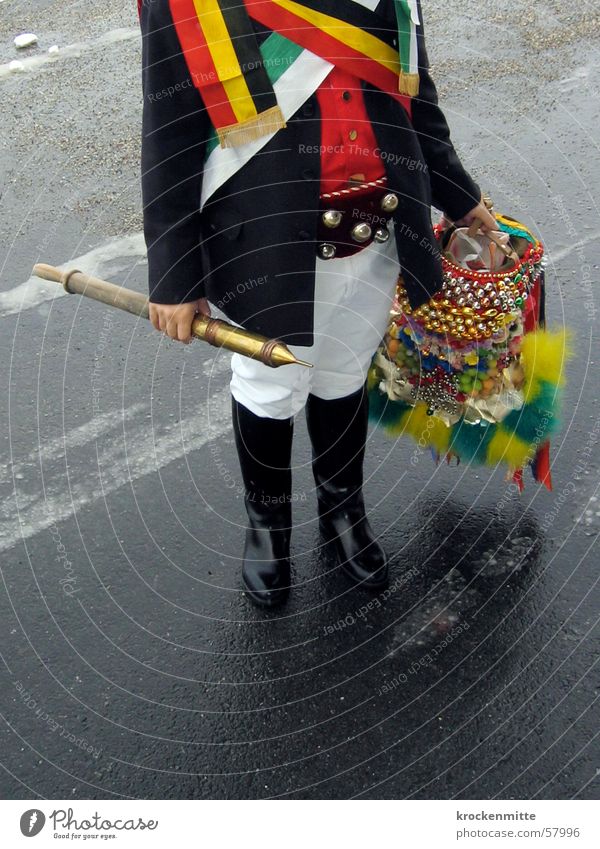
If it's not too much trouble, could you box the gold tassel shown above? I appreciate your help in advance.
[398,70,420,97]
[217,105,287,149]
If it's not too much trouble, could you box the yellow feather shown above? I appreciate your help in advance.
[385,408,410,437]
[367,366,379,392]
[426,417,451,452]
[520,328,573,403]
[398,403,450,451]
[486,426,534,469]
[402,403,433,440]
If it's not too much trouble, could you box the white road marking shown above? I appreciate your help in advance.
[0,233,146,318]
[1,387,233,552]
[547,231,600,264]
[558,62,600,93]
[0,403,148,484]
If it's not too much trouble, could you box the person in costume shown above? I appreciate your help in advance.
[138,0,497,607]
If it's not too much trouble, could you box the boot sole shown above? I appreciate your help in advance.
[340,558,389,590]
[242,576,290,608]
[319,525,389,590]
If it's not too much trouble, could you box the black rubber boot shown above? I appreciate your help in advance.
[232,398,293,608]
[305,384,389,589]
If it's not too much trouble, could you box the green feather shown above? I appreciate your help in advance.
[502,379,562,443]
[368,388,410,430]
[449,419,495,464]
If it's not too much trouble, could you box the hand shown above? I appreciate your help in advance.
[451,196,497,232]
[148,298,211,344]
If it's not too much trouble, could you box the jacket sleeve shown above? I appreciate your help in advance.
[410,0,481,221]
[140,0,210,304]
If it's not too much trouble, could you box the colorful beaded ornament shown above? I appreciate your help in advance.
[368,212,571,490]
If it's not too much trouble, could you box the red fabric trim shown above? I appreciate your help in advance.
[245,0,412,116]
[523,273,553,489]
[524,274,541,333]
[534,441,553,491]
[316,67,385,194]
[512,468,524,492]
[168,0,238,129]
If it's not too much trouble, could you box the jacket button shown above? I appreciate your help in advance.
[301,168,315,181]
[298,230,312,240]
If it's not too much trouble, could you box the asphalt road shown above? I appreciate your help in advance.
[0,0,599,800]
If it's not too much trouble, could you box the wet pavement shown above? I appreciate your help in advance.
[0,0,599,799]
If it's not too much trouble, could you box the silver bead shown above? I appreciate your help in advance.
[322,209,342,228]
[351,222,372,243]
[380,193,399,213]
[319,243,336,259]
[374,227,390,243]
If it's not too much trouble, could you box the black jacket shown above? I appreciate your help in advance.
[140,0,481,345]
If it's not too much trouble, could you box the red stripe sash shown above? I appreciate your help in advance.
[245,0,412,116]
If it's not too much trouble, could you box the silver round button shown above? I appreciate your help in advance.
[319,243,336,259]
[380,193,399,213]
[351,223,372,243]
[374,227,390,243]
[322,209,343,228]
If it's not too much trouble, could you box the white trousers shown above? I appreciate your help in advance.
[230,225,400,420]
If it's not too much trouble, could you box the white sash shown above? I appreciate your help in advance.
[200,50,332,209]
